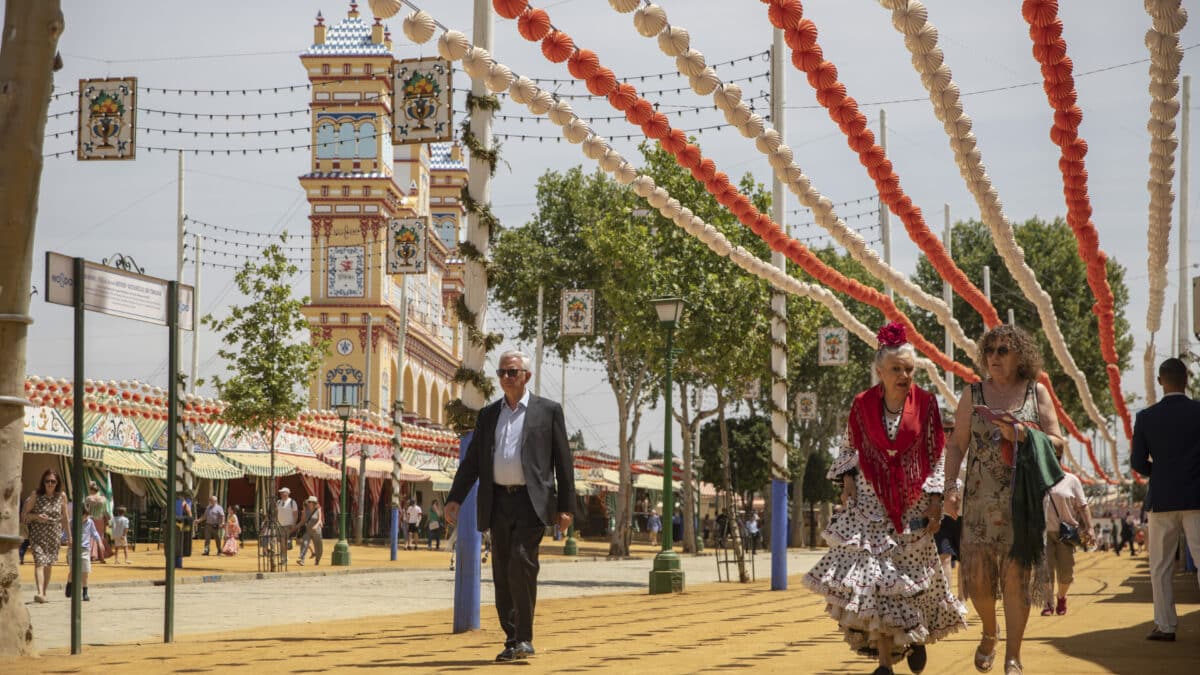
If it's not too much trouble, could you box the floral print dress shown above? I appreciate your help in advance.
[959,381,1048,605]
[803,414,968,654]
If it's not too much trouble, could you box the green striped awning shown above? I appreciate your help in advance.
[217,450,296,477]
[152,450,244,481]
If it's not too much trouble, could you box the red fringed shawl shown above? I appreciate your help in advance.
[848,385,945,535]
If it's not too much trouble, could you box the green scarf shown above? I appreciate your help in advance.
[1009,427,1065,567]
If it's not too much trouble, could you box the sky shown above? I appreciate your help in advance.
[19,0,1200,470]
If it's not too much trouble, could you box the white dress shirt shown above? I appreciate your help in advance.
[493,390,531,486]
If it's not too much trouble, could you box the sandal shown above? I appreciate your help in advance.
[1004,659,1023,675]
[974,633,998,673]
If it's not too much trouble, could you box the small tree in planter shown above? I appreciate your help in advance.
[203,236,328,572]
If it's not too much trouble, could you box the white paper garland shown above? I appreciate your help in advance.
[878,0,1118,456]
[1142,0,1187,405]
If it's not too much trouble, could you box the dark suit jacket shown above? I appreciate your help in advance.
[447,393,575,531]
[1130,394,1200,512]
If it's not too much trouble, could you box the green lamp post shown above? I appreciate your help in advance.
[331,401,353,566]
[649,297,685,594]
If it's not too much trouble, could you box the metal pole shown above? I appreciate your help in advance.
[390,278,407,561]
[164,280,179,642]
[70,257,85,654]
[177,152,185,284]
[190,233,200,389]
[879,108,892,299]
[1180,75,1191,352]
[649,324,683,593]
[769,23,789,592]
[943,204,955,394]
[983,265,991,302]
[452,433,481,632]
[333,419,351,565]
[1008,308,1015,327]
[355,314,371,544]
[562,355,576,555]
[535,284,544,395]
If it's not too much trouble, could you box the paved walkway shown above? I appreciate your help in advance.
[16,548,1200,674]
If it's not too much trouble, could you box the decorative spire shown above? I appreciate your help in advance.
[316,11,324,25]
[349,1,360,18]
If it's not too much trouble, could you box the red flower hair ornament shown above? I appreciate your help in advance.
[876,322,907,348]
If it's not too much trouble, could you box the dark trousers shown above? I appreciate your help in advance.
[203,522,222,553]
[491,486,545,647]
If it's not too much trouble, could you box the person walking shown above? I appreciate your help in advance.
[1040,470,1092,616]
[404,499,422,550]
[83,481,110,563]
[201,495,225,556]
[427,499,444,550]
[22,469,70,603]
[1130,357,1200,642]
[111,506,131,564]
[66,512,104,602]
[445,350,575,663]
[276,487,299,551]
[804,323,967,675]
[297,496,323,566]
[944,325,1066,675]
[222,505,242,556]
[1119,511,1137,556]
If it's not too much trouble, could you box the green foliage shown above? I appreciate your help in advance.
[201,236,329,444]
[909,217,1133,427]
[698,415,771,491]
[568,429,588,453]
[801,449,837,505]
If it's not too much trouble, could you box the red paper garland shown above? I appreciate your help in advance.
[1020,0,1133,444]
[763,2,1001,331]
[499,3,979,383]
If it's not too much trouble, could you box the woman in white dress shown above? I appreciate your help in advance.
[804,323,968,675]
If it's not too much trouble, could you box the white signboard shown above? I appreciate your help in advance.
[818,326,849,366]
[45,252,194,330]
[560,289,595,336]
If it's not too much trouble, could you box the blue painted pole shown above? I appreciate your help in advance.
[453,432,481,633]
[389,506,399,561]
[771,479,788,590]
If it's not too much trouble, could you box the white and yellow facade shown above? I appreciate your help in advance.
[299,4,466,426]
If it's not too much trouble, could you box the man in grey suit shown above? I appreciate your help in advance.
[445,350,575,662]
[1131,357,1200,642]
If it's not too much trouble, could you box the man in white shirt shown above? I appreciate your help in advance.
[404,499,422,550]
[276,487,299,550]
[1041,470,1092,616]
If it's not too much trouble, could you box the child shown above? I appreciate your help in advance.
[111,506,131,564]
[67,513,104,601]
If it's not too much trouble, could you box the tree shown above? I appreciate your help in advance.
[0,0,63,654]
[567,429,588,453]
[698,415,771,494]
[801,449,838,547]
[491,165,660,556]
[202,237,328,568]
[910,217,1133,428]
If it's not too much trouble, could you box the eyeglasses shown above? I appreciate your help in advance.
[984,345,1012,357]
[44,479,58,484]
[496,368,526,379]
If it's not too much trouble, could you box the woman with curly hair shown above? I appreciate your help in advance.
[804,323,967,675]
[944,325,1066,675]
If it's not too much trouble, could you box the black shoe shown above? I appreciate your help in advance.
[82,589,90,602]
[906,644,927,674]
[871,667,894,675]
[495,647,517,662]
[65,582,72,598]
[513,642,535,659]
[1146,628,1176,642]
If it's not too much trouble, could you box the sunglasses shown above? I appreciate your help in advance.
[984,345,1012,357]
[496,368,526,379]
[44,479,58,484]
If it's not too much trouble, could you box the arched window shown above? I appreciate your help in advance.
[338,122,356,158]
[315,122,336,159]
[357,122,377,158]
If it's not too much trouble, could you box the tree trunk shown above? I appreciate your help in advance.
[610,400,631,557]
[606,337,644,558]
[789,467,805,548]
[0,0,64,655]
[678,382,695,554]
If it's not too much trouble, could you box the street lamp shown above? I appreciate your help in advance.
[649,297,685,594]
[332,401,354,566]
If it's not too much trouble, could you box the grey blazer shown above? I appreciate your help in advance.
[447,393,576,530]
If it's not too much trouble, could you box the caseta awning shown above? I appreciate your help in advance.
[99,447,166,480]
[24,435,103,461]
[152,450,243,481]
[217,450,296,477]
[331,456,431,481]
[278,453,340,481]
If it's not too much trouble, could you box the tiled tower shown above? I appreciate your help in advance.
[300,2,466,426]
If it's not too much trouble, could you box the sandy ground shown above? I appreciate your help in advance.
[15,546,1200,674]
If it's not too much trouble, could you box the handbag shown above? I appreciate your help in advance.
[1048,497,1082,548]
